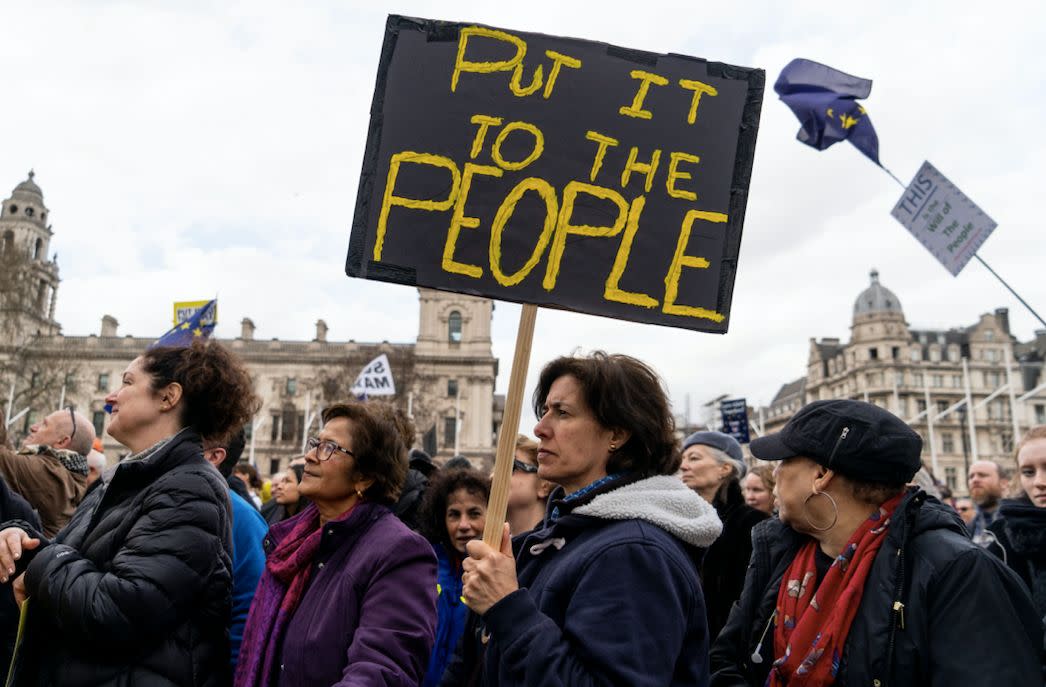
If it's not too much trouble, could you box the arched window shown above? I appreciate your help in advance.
[33,238,42,260]
[448,310,462,343]
[2,230,13,254]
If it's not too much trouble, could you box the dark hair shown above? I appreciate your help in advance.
[444,455,473,471]
[533,352,679,477]
[204,428,247,478]
[233,461,262,489]
[848,478,906,507]
[321,402,407,505]
[367,401,415,455]
[141,340,260,444]
[418,468,491,550]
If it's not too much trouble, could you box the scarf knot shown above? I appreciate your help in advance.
[768,493,904,687]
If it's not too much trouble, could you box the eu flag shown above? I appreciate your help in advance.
[774,58,881,164]
[152,299,217,348]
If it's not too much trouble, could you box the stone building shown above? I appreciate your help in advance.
[761,270,1046,495]
[0,173,500,476]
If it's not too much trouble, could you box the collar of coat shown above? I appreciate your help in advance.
[18,444,88,476]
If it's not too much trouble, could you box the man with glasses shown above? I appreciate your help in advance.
[0,407,94,537]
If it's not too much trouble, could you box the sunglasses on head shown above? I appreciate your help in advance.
[512,459,538,474]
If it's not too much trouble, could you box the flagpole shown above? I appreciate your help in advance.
[881,167,1046,329]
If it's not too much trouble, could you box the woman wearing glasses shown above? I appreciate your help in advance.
[235,402,437,687]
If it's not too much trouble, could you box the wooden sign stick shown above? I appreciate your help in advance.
[482,303,538,548]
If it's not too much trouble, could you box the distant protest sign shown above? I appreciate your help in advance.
[351,354,396,397]
[890,161,997,276]
[719,398,750,444]
[347,16,763,333]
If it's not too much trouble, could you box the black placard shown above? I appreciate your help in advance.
[347,15,763,333]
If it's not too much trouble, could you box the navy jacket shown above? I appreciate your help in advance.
[711,489,1042,687]
[475,475,722,687]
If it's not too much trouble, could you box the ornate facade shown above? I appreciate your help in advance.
[762,270,1046,495]
[0,173,500,476]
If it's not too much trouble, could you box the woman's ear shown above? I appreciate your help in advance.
[354,476,376,495]
[159,382,183,410]
[609,427,632,449]
[813,468,837,493]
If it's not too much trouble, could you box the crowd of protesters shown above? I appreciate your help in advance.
[0,340,1042,685]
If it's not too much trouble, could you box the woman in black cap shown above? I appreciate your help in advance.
[679,430,767,641]
[710,399,1041,687]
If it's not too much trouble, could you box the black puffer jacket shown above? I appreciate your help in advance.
[8,429,233,686]
[710,489,1042,686]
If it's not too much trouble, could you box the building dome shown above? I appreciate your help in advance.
[853,269,903,317]
[12,170,43,200]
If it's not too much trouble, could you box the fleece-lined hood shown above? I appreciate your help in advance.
[572,475,722,548]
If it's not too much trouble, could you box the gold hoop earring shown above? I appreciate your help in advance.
[803,491,838,532]
[609,443,617,452]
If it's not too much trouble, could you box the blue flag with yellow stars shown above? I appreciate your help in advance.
[151,299,216,348]
[774,58,881,164]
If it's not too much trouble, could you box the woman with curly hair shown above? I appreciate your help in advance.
[0,340,260,686]
[419,467,490,687]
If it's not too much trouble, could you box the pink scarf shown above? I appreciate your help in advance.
[234,503,357,687]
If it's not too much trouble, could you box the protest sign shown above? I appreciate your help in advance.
[719,398,750,444]
[173,300,217,327]
[350,354,397,397]
[347,15,763,334]
[890,161,997,276]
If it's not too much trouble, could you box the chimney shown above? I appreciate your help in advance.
[100,315,118,337]
[315,319,328,342]
[994,308,1010,335]
[240,318,255,341]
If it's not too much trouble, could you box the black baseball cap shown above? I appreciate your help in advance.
[750,400,923,484]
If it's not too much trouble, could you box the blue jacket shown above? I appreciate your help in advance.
[424,544,468,687]
[478,475,722,687]
[229,489,267,669]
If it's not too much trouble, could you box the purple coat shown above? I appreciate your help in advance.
[251,501,437,686]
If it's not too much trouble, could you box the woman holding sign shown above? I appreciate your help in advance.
[460,352,722,686]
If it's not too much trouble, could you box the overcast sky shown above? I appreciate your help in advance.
[4,1,1043,431]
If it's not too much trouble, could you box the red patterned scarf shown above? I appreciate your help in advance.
[768,493,903,687]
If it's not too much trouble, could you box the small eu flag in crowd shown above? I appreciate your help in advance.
[774,58,881,165]
[151,299,217,349]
